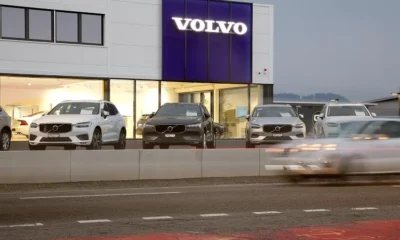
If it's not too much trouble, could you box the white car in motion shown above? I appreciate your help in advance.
[28,100,127,150]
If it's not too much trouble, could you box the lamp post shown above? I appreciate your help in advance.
[390,92,400,116]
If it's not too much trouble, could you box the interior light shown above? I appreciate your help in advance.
[28,83,32,86]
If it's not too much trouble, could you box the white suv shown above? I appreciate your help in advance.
[28,100,126,150]
[0,106,12,151]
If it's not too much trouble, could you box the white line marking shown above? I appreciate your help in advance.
[303,209,330,212]
[142,216,173,220]
[8,223,43,228]
[351,207,378,210]
[253,211,281,215]
[20,191,181,200]
[200,213,229,217]
[78,219,111,223]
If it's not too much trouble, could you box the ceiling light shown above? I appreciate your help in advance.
[28,83,32,86]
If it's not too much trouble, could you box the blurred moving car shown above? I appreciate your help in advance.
[136,114,151,136]
[12,111,47,137]
[0,106,12,151]
[142,103,216,149]
[245,104,306,148]
[28,100,126,150]
[265,118,400,181]
[314,103,375,138]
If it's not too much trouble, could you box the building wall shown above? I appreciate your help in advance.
[369,100,399,116]
[0,0,273,84]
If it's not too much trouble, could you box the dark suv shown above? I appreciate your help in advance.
[142,103,216,149]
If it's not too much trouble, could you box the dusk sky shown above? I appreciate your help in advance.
[249,0,400,102]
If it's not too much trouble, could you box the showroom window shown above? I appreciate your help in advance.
[56,11,103,45]
[110,80,134,139]
[0,6,53,42]
[136,81,159,139]
[0,76,104,141]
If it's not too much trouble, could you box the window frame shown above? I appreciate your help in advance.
[55,10,104,46]
[0,5,54,42]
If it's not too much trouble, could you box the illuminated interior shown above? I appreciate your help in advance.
[1,76,262,140]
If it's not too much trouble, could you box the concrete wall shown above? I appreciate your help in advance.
[0,149,279,184]
[0,0,273,84]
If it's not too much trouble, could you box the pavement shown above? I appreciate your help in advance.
[0,178,399,240]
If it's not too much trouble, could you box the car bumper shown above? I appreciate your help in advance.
[248,128,306,144]
[143,129,203,146]
[28,128,92,146]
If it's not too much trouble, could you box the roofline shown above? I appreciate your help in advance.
[363,96,397,103]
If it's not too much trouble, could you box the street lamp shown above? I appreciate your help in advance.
[390,92,400,116]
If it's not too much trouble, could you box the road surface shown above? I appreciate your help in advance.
[1,179,399,239]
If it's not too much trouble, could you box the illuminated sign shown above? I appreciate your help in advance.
[171,17,248,35]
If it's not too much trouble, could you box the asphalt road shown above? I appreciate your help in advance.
[1,180,399,240]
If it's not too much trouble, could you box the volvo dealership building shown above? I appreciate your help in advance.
[0,0,274,140]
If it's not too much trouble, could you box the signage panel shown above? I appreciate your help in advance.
[162,0,252,83]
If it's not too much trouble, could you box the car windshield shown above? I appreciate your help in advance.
[48,102,100,115]
[156,104,202,117]
[252,106,297,117]
[327,105,370,117]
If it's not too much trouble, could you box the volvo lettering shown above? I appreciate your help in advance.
[171,17,248,35]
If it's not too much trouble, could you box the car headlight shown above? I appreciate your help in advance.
[74,122,92,128]
[250,124,261,129]
[143,123,154,129]
[186,123,201,128]
[30,123,38,128]
[325,122,338,127]
[294,123,304,128]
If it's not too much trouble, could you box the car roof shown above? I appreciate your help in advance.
[255,104,292,108]
[325,103,366,107]
[61,100,106,103]
[163,102,201,106]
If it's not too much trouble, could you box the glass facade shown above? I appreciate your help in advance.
[1,76,263,140]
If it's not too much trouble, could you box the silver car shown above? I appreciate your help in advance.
[265,118,400,182]
[0,106,12,151]
[314,103,375,138]
[245,104,306,148]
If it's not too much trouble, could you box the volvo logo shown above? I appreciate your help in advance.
[52,125,59,131]
[167,126,174,132]
[274,126,281,132]
[171,17,248,35]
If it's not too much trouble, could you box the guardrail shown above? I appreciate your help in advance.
[0,149,277,184]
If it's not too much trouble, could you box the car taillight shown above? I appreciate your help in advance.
[18,120,28,125]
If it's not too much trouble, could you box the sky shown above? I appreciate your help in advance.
[248,0,400,102]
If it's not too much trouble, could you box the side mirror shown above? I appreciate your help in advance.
[103,110,110,118]
[371,112,376,117]
[148,112,155,119]
[245,114,250,121]
[299,114,304,119]
[204,113,211,119]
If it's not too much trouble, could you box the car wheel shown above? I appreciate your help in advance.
[245,141,255,148]
[142,142,154,149]
[64,145,77,150]
[114,129,126,150]
[87,128,102,150]
[29,144,46,151]
[0,129,11,151]
[160,144,169,149]
[196,133,207,149]
[206,132,216,149]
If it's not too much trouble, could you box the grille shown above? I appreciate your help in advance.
[155,125,186,133]
[39,124,72,133]
[40,137,72,142]
[263,125,292,133]
[264,136,292,141]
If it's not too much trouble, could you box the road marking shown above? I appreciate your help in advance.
[143,216,173,220]
[200,213,229,217]
[20,191,181,200]
[78,219,111,223]
[303,209,331,212]
[253,211,281,215]
[5,223,44,228]
[352,207,378,211]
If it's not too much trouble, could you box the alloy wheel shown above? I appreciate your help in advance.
[2,133,10,150]
[203,133,207,148]
[121,132,126,148]
[93,132,101,150]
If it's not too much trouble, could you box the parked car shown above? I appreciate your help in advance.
[12,111,47,137]
[245,104,306,148]
[0,106,12,151]
[314,103,375,138]
[213,122,225,139]
[136,114,151,136]
[142,102,216,149]
[265,118,400,182]
[28,100,126,150]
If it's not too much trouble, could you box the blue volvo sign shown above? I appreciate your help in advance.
[162,0,253,83]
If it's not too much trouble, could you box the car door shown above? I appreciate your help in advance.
[99,102,112,142]
[201,105,213,141]
[106,103,121,142]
